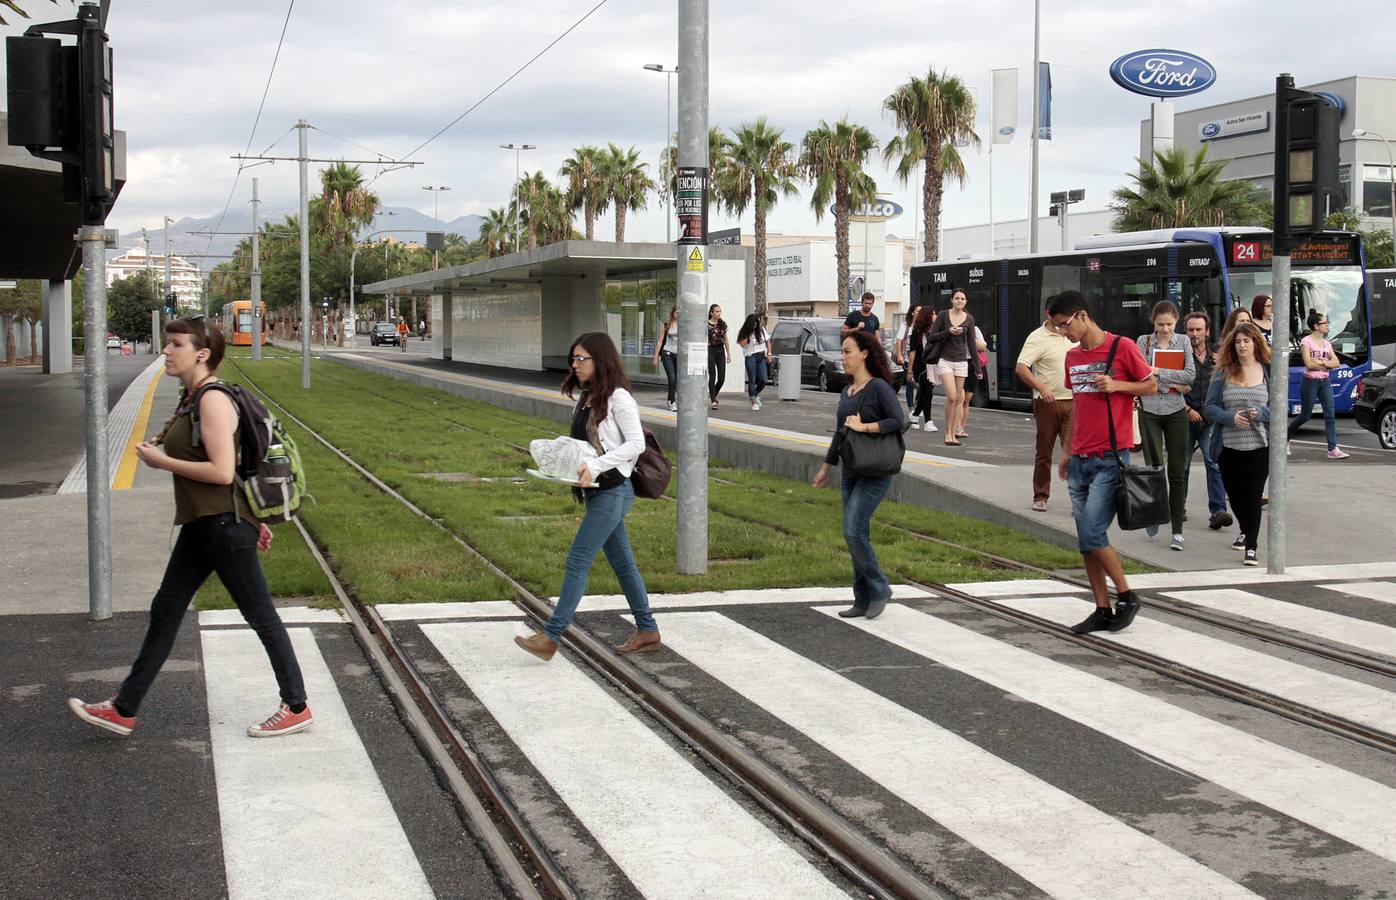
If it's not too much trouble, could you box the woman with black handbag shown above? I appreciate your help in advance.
[813,331,906,620]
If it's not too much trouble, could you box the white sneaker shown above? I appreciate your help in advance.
[755,399,761,410]
[925,420,938,433]
[751,399,759,410]
[667,400,676,411]
[912,413,924,430]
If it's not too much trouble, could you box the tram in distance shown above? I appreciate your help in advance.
[220,299,270,347]
[909,227,1373,414]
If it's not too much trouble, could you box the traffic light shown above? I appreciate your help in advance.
[165,292,178,314]
[1273,74,1341,241]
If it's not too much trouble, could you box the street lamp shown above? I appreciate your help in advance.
[1352,128,1396,254]
[644,63,678,242]
[499,143,536,253]
[345,211,395,349]
[421,185,451,269]
[163,215,174,314]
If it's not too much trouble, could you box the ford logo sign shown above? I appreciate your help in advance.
[998,126,1016,136]
[1201,122,1221,137]
[1109,49,1216,98]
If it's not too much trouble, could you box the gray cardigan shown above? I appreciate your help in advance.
[1136,332,1195,416]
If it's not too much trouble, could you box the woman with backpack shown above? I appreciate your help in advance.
[68,317,311,738]
[515,332,662,661]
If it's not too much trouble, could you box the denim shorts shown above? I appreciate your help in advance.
[1067,451,1127,553]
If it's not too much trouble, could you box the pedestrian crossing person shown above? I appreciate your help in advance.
[737,314,772,411]
[813,330,906,620]
[1049,291,1158,634]
[1014,302,1076,512]
[1137,301,1196,551]
[1206,322,1272,567]
[515,333,661,660]
[1181,312,1233,531]
[68,316,312,738]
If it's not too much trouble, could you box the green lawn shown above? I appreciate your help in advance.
[206,350,1132,608]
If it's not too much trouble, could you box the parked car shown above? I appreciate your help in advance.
[370,322,401,346]
[768,317,903,393]
[1354,365,1396,449]
[106,333,121,350]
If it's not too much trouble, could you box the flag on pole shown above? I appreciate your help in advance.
[1037,62,1052,140]
[991,68,1018,144]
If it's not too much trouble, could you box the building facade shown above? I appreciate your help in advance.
[105,247,203,308]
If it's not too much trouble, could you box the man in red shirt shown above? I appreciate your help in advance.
[1048,290,1159,634]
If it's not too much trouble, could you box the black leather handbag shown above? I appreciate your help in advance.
[1102,337,1170,531]
[839,383,908,478]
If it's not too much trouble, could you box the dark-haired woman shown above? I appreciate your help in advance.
[928,289,981,445]
[737,314,772,411]
[905,304,938,433]
[69,317,311,738]
[1136,300,1195,551]
[1250,294,1273,345]
[1287,309,1349,459]
[652,304,679,411]
[707,304,730,409]
[515,332,661,660]
[1206,322,1272,567]
[813,331,906,620]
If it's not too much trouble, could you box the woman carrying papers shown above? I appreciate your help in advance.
[1136,301,1195,551]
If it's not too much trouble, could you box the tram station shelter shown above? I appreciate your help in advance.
[363,241,754,389]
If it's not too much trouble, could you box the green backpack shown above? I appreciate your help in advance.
[191,383,308,524]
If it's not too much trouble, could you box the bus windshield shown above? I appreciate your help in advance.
[1227,266,1368,359]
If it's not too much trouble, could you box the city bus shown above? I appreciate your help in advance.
[1367,268,1395,368]
[220,300,270,347]
[908,227,1373,414]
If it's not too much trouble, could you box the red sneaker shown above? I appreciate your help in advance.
[68,697,136,736]
[247,703,313,738]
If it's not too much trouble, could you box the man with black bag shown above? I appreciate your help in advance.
[1048,291,1159,634]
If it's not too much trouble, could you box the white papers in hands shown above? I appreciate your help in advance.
[528,436,597,484]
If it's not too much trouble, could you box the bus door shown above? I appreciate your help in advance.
[999,280,1038,404]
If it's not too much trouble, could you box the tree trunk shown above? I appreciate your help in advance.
[3,314,14,366]
[584,200,595,241]
[834,175,850,311]
[26,318,39,364]
[922,149,942,263]
[411,297,418,336]
[615,204,627,242]
[754,176,768,318]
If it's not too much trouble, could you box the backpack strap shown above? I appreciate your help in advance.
[188,382,239,450]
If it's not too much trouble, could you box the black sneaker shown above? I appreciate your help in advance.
[1070,607,1115,634]
[1108,593,1142,632]
[1244,549,1259,567]
[1208,511,1233,530]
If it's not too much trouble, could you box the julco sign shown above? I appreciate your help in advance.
[1109,49,1216,99]
[835,199,904,222]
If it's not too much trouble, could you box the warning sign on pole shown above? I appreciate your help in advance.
[675,166,708,245]
[686,246,705,272]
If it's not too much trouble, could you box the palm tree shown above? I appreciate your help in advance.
[600,143,656,242]
[1110,146,1268,231]
[883,68,979,262]
[713,118,801,317]
[801,118,879,310]
[559,146,609,240]
[513,171,571,250]
[311,161,380,249]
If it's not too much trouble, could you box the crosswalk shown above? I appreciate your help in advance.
[195,574,1396,898]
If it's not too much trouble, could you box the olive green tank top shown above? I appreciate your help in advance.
[162,387,245,525]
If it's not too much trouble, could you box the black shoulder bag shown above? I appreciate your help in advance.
[1103,337,1170,530]
[923,313,947,366]
[839,382,908,478]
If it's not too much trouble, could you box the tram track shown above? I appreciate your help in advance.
[229,359,947,900]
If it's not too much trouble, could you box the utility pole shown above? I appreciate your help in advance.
[499,144,535,252]
[1267,74,1296,574]
[675,0,709,574]
[1028,0,1041,253]
[644,64,678,242]
[251,177,263,360]
[298,119,311,388]
[163,215,173,313]
[422,185,451,268]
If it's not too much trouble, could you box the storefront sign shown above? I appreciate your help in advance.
[839,199,904,222]
[675,167,707,245]
[1109,49,1216,98]
[708,227,741,246]
[1199,111,1269,141]
[766,253,804,278]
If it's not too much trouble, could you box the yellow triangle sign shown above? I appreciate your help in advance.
[689,247,703,262]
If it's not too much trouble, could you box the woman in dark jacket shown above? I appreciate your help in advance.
[905,304,938,433]
[813,330,906,620]
[927,289,982,445]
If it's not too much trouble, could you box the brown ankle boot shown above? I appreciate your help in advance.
[615,629,662,655]
[514,632,557,661]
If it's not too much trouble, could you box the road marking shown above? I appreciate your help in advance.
[657,611,1254,899]
[59,357,165,493]
[998,596,1396,736]
[201,628,433,900]
[111,366,163,489]
[421,620,846,900]
[948,565,1396,596]
[947,578,1077,597]
[1163,588,1396,660]
[826,603,1396,865]
[199,607,344,627]
[1318,581,1396,605]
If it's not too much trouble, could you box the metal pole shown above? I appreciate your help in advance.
[987,145,994,254]
[252,177,263,360]
[1267,253,1291,573]
[1061,198,1070,251]
[666,70,673,243]
[514,152,522,251]
[1028,0,1041,253]
[163,216,172,312]
[298,119,311,388]
[151,309,160,362]
[80,226,112,620]
[350,245,359,352]
[676,0,709,575]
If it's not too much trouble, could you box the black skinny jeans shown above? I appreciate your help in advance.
[708,347,727,401]
[1218,447,1269,551]
[117,511,306,714]
[912,371,936,420]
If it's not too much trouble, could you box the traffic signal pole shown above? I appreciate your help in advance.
[298,119,311,388]
[80,224,113,620]
[251,177,263,361]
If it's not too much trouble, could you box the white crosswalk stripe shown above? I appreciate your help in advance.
[655,611,1256,899]
[1318,581,1396,605]
[997,596,1396,736]
[202,627,434,900]
[1163,588,1396,659]
[421,620,847,900]
[825,603,1396,865]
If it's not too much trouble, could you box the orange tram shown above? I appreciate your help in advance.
[220,300,270,347]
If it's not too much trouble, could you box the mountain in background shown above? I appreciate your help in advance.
[112,207,483,267]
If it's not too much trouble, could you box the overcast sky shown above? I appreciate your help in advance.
[4,0,1395,243]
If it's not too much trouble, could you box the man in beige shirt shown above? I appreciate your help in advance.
[1015,310,1077,511]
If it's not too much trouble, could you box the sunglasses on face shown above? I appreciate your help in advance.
[1049,312,1080,332]
[571,355,593,364]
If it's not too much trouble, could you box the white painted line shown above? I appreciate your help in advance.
[1162,588,1396,661]
[827,603,1396,865]
[658,611,1253,899]
[945,578,1080,597]
[998,597,1396,736]
[1318,582,1396,606]
[202,628,433,900]
[199,607,344,627]
[374,600,523,622]
[59,357,165,493]
[1127,562,1396,591]
[421,621,845,900]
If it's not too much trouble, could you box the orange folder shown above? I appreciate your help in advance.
[1153,348,1186,370]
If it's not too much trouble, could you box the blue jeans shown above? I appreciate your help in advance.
[659,351,678,403]
[840,471,893,608]
[1184,416,1227,516]
[545,479,657,640]
[1068,451,1127,554]
[1287,377,1337,450]
[745,354,769,400]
